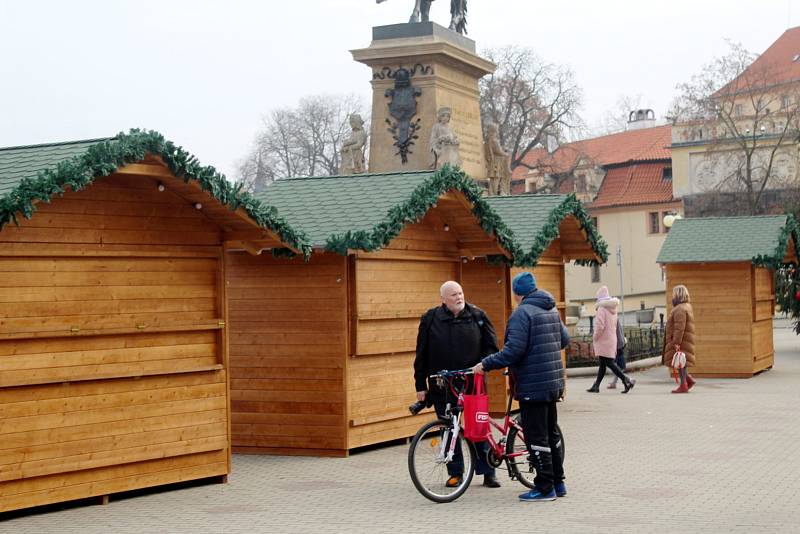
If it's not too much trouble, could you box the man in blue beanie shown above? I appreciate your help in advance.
[472,271,570,502]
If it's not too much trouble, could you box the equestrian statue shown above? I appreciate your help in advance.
[376,0,468,35]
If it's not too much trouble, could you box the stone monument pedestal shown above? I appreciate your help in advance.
[351,22,495,179]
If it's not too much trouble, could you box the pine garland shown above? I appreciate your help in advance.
[325,165,521,258]
[514,194,609,268]
[323,167,607,267]
[765,215,800,333]
[0,129,312,259]
[752,214,799,270]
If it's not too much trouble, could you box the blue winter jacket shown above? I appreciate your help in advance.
[480,289,569,402]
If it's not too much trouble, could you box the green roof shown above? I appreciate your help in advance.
[257,169,606,266]
[0,130,311,257]
[656,215,799,268]
[257,167,518,257]
[0,138,110,198]
[485,194,608,266]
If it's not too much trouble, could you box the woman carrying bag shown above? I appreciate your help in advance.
[663,285,697,393]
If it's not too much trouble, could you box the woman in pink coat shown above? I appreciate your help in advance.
[587,286,635,394]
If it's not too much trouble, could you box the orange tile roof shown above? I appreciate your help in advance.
[512,125,671,179]
[716,26,800,96]
[589,162,675,209]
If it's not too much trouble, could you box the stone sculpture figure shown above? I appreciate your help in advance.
[376,0,468,35]
[339,113,368,175]
[484,123,512,195]
[429,107,461,169]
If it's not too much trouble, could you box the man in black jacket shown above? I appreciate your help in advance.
[414,280,501,488]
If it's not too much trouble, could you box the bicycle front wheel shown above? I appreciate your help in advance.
[506,422,566,489]
[408,419,476,503]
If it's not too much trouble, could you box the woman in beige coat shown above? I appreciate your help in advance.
[663,285,696,393]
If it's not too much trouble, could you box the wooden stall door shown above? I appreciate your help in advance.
[461,259,510,414]
[751,266,775,374]
[226,252,348,456]
[666,263,753,377]
[0,174,229,512]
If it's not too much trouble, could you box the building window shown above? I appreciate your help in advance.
[591,264,601,283]
[734,104,744,117]
[647,212,660,234]
[662,167,672,180]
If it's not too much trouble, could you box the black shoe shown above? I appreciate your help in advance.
[586,386,600,393]
[483,474,501,488]
[622,378,635,394]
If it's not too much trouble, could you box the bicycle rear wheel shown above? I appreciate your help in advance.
[506,422,565,489]
[408,419,476,503]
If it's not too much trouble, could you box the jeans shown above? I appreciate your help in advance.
[429,387,495,477]
[614,346,627,371]
[519,400,564,493]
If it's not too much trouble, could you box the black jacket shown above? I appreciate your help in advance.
[414,303,499,392]
[481,289,569,402]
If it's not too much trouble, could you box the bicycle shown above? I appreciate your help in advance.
[407,368,565,503]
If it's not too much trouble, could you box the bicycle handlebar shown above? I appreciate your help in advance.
[428,368,475,379]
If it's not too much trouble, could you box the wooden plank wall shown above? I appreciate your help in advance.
[666,262,754,377]
[226,252,349,456]
[348,212,462,449]
[0,173,230,512]
[751,266,775,373]
[460,259,509,414]
[511,241,566,320]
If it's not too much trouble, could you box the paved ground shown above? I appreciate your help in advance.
[4,321,800,533]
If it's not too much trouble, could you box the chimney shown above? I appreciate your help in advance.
[627,109,656,130]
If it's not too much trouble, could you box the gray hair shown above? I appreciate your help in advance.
[440,280,461,297]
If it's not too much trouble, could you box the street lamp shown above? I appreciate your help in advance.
[663,213,682,228]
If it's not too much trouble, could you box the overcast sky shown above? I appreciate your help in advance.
[1,0,798,179]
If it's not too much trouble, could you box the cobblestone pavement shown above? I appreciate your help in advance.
[4,323,800,533]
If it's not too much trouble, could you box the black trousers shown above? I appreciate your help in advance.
[519,400,564,493]
[592,356,628,388]
[430,387,495,477]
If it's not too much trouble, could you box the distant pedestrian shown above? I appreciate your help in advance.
[663,285,696,393]
[586,286,634,394]
[607,317,634,389]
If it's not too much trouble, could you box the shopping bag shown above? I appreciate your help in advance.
[462,374,490,442]
[671,350,686,369]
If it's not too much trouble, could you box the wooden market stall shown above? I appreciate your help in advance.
[485,194,608,407]
[657,215,798,377]
[0,131,309,513]
[226,170,606,456]
[485,194,608,323]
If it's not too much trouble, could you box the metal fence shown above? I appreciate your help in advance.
[566,327,665,368]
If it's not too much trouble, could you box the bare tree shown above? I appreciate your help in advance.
[479,46,583,173]
[238,94,367,191]
[667,41,800,215]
